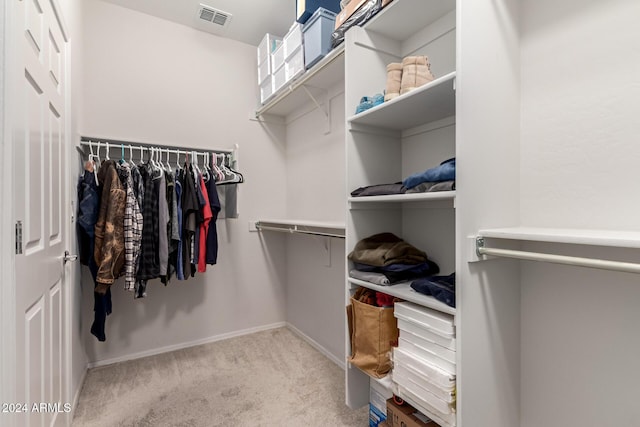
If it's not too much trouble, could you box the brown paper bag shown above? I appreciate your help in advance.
[347,297,399,378]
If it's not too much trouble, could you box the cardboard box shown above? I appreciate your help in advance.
[378,422,391,427]
[386,398,440,427]
[334,0,368,29]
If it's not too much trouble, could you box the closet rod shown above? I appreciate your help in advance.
[79,136,234,154]
[256,224,345,239]
[475,237,640,274]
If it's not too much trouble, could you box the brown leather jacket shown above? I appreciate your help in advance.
[94,160,126,293]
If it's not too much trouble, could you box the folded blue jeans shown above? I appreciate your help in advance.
[403,158,456,189]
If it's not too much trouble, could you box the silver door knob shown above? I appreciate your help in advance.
[63,251,78,264]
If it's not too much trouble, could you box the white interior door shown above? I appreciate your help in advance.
[10,0,70,425]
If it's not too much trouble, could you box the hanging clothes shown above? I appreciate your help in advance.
[197,175,212,273]
[117,162,143,292]
[137,163,160,281]
[205,170,222,265]
[175,174,185,281]
[181,164,201,279]
[94,160,126,293]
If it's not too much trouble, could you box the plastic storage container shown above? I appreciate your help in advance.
[258,59,270,85]
[296,0,341,24]
[284,22,304,59]
[285,46,305,82]
[260,75,274,104]
[394,302,455,337]
[271,43,286,73]
[257,33,282,65]
[272,64,287,94]
[302,8,337,69]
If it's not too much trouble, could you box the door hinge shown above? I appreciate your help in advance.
[15,221,23,254]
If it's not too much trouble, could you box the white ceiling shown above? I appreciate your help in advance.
[100,0,296,46]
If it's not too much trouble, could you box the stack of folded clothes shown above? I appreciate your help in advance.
[348,233,456,308]
[403,157,456,193]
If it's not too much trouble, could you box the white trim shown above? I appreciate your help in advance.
[286,323,346,370]
[87,322,287,368]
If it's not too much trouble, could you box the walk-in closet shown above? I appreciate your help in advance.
[2,0,639,426]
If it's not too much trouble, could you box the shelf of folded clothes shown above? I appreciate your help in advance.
[347,278,456,316]
[347,71,456,131]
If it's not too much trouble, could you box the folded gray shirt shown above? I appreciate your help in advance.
[349,269,390,286]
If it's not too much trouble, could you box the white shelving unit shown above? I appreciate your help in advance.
[347,278,456,315]
[344,0,458,423]
[256,43,345,118]
[347,72,456,130]
[349,191,455,205]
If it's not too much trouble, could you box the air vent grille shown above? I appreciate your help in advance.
[197,4,232,28]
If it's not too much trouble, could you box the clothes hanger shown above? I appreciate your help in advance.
[105,142,110,160]
[87,141,100,185]
[211,153,224,182]
[129,145,134,165]
[175,150,182,171]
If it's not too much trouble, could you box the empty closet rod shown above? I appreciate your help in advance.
[255,224,345,239]
[475,237,640,274]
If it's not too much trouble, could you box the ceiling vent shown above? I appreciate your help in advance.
[196,4,232,29]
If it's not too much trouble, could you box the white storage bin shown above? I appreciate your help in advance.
[397,318,456,351]
[257,33,282,65]
[259,75,274,104]
[258,59,270,85]
[394,301,455,337]
[284,22,304,59]
[397,334,455,374]
[285,46,305,82]
[393,363,454,406]
[399,327,456,364]
[393,347,456,392]
[271,43,286,74]
[393,383,457,427]
[272,64,287,93]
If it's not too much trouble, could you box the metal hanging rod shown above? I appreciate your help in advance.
[255,222,345,239]
[79,136,234,155]
[475,237,640,274]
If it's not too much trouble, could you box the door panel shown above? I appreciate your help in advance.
[12,0,69,425]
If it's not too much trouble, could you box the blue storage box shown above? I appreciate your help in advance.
[296,0,340,24]
[302,8,337,69]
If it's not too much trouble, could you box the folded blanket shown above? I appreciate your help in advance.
[410,273,456,308]
[348,233,428,267]
[403,158,456,189]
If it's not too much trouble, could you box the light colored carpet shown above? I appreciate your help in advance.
[72,327,368,426]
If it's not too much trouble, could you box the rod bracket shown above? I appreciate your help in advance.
[476,236,485,258]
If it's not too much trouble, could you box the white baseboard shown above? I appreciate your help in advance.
[87,322,287,368]
[286,322,346,370]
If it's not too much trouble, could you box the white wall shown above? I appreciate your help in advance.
[283,85,347,364]
[519,1,640,425]
[80,0,288,364]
